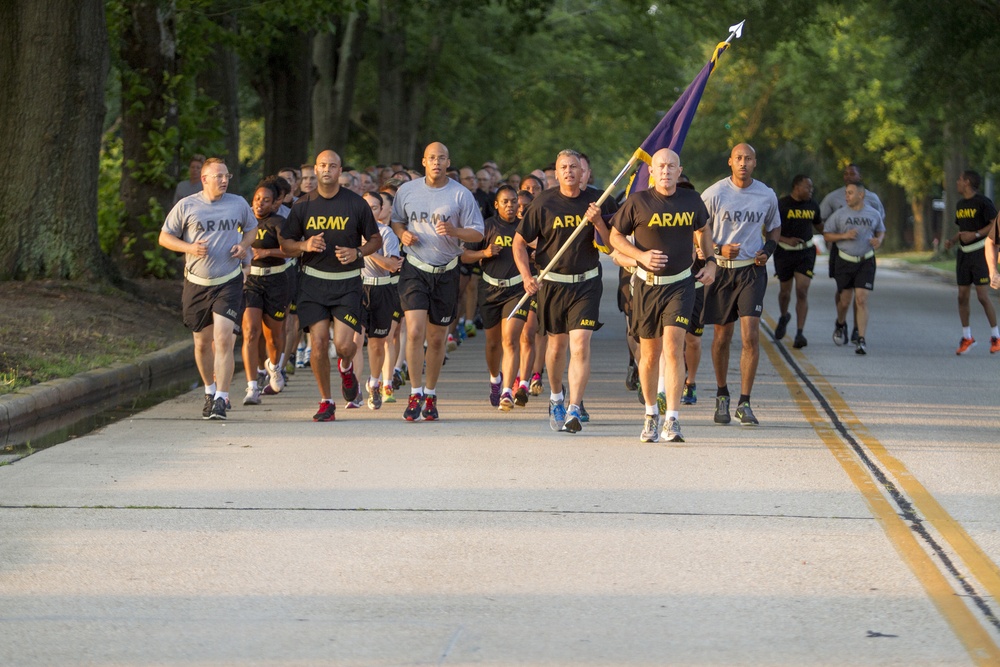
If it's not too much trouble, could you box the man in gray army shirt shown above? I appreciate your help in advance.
[700,143,781,427]
[160,157,256,420]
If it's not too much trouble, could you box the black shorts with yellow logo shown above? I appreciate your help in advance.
[773,247,816,282]
[704,264,767,325]
[479,282,535,330]
[537,277,602,336]
[182,274,244,333]
[631,277,696,339]
[244,272,290,321]
[688,283,706,337]
[833,256,876,292]
[956,248,990,287]
[296,272,362,333]
[398,260,461,327]
[362,283,397,339]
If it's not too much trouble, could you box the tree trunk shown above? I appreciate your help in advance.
[881,183,909,251]
[942,120,966,233]
[196,18,241,190]
[253,29,313,176]
[118,0,178,278]
[312,10,367,154]
[0,0,115,281]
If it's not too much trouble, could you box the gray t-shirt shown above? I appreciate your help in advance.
[162,192,256,280]
[391,178,485,266]
[824,204,884,257]
[362,224,401,279]
[820,186,884,221]
[700,177,781,260]
[172,179,203,206]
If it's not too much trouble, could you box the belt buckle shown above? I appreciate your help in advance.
[498,278,509,288]
[645,271,655,287]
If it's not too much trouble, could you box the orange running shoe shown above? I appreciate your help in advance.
[956,337,977,355]
[991,337,1000,354]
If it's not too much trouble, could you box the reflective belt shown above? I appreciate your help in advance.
[249,262,292,277]
[716,258,756,269]
[185,266,241,287]
[778,239,815,252]
[635,267,692,286]
[960,238,987,253]
[389,274,400,284]
[362,275,395,286]
[302,265,362,280]
[837,248,875,263]
[542,267,600,284]
[407,255,459,274]
[481,272,524,288]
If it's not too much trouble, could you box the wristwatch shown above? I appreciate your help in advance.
[357,246,363,260]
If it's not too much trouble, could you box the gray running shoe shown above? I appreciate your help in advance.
[735,401,759,426]
[209,397,227,420]
[714,395,731,424]
[833,322,848,346]
[663,417,684,442]
[850,326,860,345]
[855,336,867,355]
[202,394,214,419]
[792,333,808,349]
[366,384,382,410]
[639,415,659,443]
[561,405,583,433]
[243,386,261,406]
[548,398,566,431]
[774,312,791,340]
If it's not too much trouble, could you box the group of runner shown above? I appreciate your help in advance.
[160,141,1000,441]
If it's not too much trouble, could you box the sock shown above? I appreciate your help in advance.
[490,374,502,384]
[796,328,804,336]
[666,410,679,421]
[278,353,286,368]
[248,381,258,391]
[738,394,750,405]
[369,376,380,389]
[501,388,513,397]
[992,327,999,338]
[717,385,729,398]
[258,366,266,375]
[836,320,845,327]
[645,404,657,416]
[519,380,529,390]
[963,327,973,339]
[205,383,216,396]
[424,388,436,397]
[568,403,580,414]
[339,359,352,373]
[321,398,334,405]
[550,391,564,402]
[215,391,229,401]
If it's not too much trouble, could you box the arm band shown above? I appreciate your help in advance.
[762,239,777,257]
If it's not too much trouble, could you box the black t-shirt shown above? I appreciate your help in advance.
[610,188,708,276]
[251,214,286,267]
[778,195,822,242]
[517,187,601,275]
[955,193,998,246]
[281,189,380,272]
[470,214,520,279]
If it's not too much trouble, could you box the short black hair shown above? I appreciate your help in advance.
[963,170,982,191]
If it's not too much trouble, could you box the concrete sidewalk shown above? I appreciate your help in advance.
[0,258,981,665]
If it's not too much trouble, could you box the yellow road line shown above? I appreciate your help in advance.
[761,327,1000,665]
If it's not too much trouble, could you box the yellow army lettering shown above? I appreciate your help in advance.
[648,211,695,227]
[493,235,513,247]
[675,315,690,326]
[786,209,816,220]
[552,215,584,228]
[305,216,349,230]
[343,313,358,326]
[956,208,976,219]
[256,228,268,240]
[580,318,596,327]
[274,310,285,318]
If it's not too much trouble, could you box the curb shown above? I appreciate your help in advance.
[0,340,195,448]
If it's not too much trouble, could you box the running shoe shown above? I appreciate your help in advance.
[498,391,515,412]
[313,401,336,422]
[850,327,860,345]
[295,346,307,369]
[346,394,364,409]
[548,398,566,431]
[457,323,467,342]
[774,312,791,340]
[339,364,360,402]
[303,346,311,368]
[529,372,543,396]
[474,313,484,330]
[392,368,404,390]
[366,384,382,410]
[793,333,808,349]
[262,384,279,396]
[636,381,645,405]
[446,334,458,352]
[714,395,731,424]
[489,378,502,407]
[579,402,589,423]
[561,405,583,433]
[465,320,477,338]
[281,368,289,384]
[992,336,1000,354]
[209,397,227,420]
[256,369,267,388]
[855,336,867,355]
[202,394,215,419]
[400,362,409,383]
[243,386,261,406]
[421,394,439,421]
[514,385,529,407]
[382,385,396,403]
[625,362,639,391]
[681,383,697,405]
[663,417,685,442]
[735,401,759,426]
[403,393,424,422]
[266,359,285,393]
[832,322,848,346]
[956,337,976,355]
[640,415,659,443]
[656,391,667,416]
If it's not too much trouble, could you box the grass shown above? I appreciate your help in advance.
[880,250,954,273]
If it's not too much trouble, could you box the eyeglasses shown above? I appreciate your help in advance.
[426,156,449,163]
[208,173,232,181]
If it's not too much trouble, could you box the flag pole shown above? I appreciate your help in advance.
[506,20,745,321]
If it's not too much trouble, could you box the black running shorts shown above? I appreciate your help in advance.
[688,283,705,337]
[244,272,290,321]
[631,277,696,339]
[833,256,876,292]
[704,264,767,325]
[956,249,990,287]
[296,272,363,332]
[537,276,602,335]
[182,274,244,333]
[398,260,460,327]
[773,247,816,282]
[478,282,534,329]
[362,284,397,339]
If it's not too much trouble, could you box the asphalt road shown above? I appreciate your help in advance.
[1,255,998,666]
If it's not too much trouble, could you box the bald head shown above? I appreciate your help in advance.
[422,142,450,185]
[315,149,343,195]
[728,143,757,186]
[650,148,682,195]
